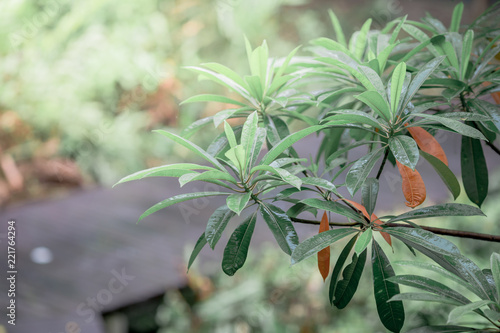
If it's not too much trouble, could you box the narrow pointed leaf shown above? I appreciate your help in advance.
[460,30,473,80]
[114,163,217,186]
[139,192,230,222]
[386,275,470,305]
[328,9,347,47]
[205,205,236,249]
[181,94,247,107]
[224,121,237,148]
[389,293,462,306]
[384,227,461,256]
[372,240,405,333]
[261,125,325,165]
[329,235,358,303]
[420,151,460,199]
[388,203,484,223]
[222,212,257,276]
[448,300,494,324]
[355,91,391,122]
[153,130,226,171]
[241,112,259,170]
[461,136,488,207]
[291,228,357,264]
[300,177,338,194]
[300,198,364,222]
[491,253,500,301]
[318,212,331,281]
[390,62,407,114]
[333,249,367,309]
[346,148,384,196]
[260,203,299,255]
[355,228,372,254]
[188,232,207,271]
[361,178,379,216]
[353,19,372,59]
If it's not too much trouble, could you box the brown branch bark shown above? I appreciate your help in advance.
[290,217,500,243]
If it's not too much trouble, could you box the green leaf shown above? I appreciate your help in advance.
[470,99,500,134]
[346,148,384,196]
[300,177,338,194]
[222,212,257,276]
[420,151,460,199]
[328,9,347,47]
[358,65,387,99]
[226,192,252,215]
[372,240,405,333]
[460,30,473,80]
[491,253,500,301]
[241,112,259,168]
[333,249,367,309]
[323,110,384,129]
[448,300,495,324]
[390,62,407,115]
[187,232,207,271]
[251,165,302,189]
[393,260,484,298]
[389,293,462,306]
[388,203,484,223]
[361,178,379,216]
[355,91,391,122]
[224,121,237,148]
[352,19,372,59]
[114,163,216,186]
[355,228,372,254]
[291,228,358,264]
[461,135,488,207]
[201,62,249,90]
[179,170,237,187]
[386,275,470,305]
[260,125,325,165]
[384,227,461,256]
[139,192,231,222]
[181,94,247,107]
[244,75,264,101]
[205,205,236,249]
[153,130,226,171]
[405,326,477,333]
[329,235,358,303]
[411,114,486,140]
[389,135,419,170]
[402,56,445,110]
[300,198,364,222]
[247,127,267,169]
[259,203,299,255]
[449,3,464,33]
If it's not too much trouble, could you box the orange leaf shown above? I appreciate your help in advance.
[371,213,392,247]
[318,211,330,281]
[342,199,392,246]
[492,91,500,105]
[397,161,426,208]
[407,126,448,166]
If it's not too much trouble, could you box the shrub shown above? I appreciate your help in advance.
[116,3,500,332]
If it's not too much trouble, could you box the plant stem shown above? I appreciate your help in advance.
[290,217,500,242]
[376,147,389,180]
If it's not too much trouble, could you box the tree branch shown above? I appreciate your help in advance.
[376,147,389,180]
[290,217,500,243]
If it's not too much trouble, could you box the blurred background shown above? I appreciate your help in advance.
[0,0,498,332]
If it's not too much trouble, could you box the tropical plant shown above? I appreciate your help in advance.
[115,3,500,332]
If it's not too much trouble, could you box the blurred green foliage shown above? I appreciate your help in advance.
[0,0,327,187]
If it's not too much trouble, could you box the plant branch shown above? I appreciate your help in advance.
[385,223,500,243]
[290,217,500,242]
[376,147,389,180]
[290,216,359,227]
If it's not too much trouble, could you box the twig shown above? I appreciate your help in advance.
[376,147,389,180]
[290,217,500,242]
